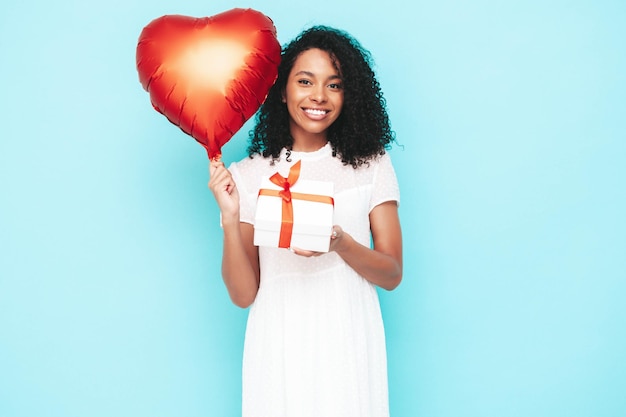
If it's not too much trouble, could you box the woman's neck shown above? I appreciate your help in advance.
[290,134,328,152]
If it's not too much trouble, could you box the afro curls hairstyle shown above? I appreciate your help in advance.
[247,25,396,167]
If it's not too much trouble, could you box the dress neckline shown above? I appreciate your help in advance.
[283,142,332,161]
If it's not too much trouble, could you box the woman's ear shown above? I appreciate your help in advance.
[281,89,286,103]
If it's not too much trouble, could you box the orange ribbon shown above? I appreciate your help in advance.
[258,160,334,248]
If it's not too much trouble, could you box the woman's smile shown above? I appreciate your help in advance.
[302,107,330,119]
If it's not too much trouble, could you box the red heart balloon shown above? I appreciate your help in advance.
[136,9,281,159]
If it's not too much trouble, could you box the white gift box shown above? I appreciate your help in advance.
[253,164,334,252]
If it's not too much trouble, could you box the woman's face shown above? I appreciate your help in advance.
[282,48,344,143]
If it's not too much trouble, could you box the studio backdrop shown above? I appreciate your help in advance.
[1,1,624,416]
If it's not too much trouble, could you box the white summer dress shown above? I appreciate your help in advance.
[228,143,400,417]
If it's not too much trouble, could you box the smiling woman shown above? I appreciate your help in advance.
[208,26,402,417]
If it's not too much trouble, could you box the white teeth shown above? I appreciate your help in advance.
[305,108,327,116]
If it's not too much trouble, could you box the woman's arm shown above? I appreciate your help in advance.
[209,161,260,308]
[292,201,403,290]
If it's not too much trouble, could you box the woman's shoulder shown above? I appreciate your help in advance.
[354,151,396,175]
[350,151,398,188]
[228,154,276,188]
[230,153,271,171]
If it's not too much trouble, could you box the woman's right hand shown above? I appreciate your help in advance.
[208,160,240,223]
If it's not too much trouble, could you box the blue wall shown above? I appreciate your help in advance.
[1,1,624,416]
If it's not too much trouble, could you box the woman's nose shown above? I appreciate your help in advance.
[309,86,327,103]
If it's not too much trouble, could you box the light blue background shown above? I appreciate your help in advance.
[1,1,624,416]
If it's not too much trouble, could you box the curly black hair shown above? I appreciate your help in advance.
[247,25,396,167]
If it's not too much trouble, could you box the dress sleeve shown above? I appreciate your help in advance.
[228,161,256,225]
[369,153,400,213]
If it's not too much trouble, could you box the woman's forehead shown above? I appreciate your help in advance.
[291,48,341,75]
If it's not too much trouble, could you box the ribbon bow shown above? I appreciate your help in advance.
[270,160,301,203]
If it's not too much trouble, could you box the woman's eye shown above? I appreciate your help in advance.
[298,79,312,85]
[328,83,343,90]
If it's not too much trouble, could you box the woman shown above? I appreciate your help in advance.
[209,25,402,417]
